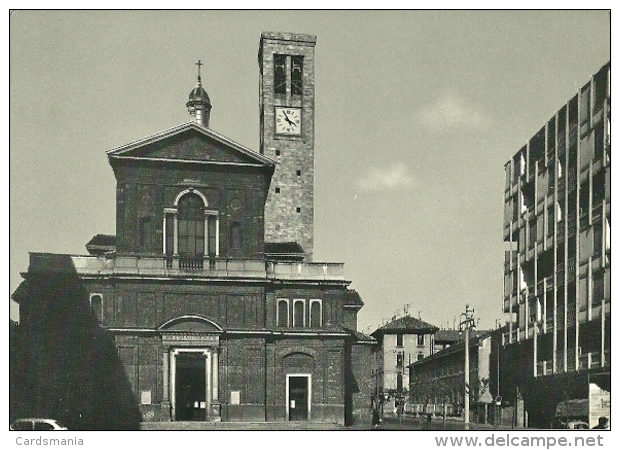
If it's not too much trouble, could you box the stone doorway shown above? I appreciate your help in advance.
[174,352,206,421]
[287,375,311,421]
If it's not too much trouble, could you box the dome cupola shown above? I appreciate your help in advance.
[186,60,212,127]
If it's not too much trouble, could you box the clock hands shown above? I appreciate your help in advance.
[282,111,297,127]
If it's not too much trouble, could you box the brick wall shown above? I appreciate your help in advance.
[111,156,270,258]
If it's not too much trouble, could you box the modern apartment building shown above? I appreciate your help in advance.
[501,62,610,428]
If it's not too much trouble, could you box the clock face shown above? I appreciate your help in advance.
[275,107,301,136]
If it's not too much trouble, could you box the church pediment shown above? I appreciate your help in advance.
[158,315,223,334]
[107,122,275,168]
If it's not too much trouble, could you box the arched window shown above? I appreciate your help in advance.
[90,294,103,324]
[310,300,322,328]
[293,300,305,327]
[277,299,289,327]
[163,189,219,269]
[178,193,205,257]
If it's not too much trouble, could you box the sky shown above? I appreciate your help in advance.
[9,10,611,333]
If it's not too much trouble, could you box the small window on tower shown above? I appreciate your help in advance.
[275,150,281,156]
[275,187,280,194]
[296,170,301,176]
[274,54,286,95]
[291,56,303,96]
[296,207,301,213]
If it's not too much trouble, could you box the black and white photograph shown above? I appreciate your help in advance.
[9,8,611,444]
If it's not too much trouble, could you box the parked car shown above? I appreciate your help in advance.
[10,419,68,431]
[567,420,589,429]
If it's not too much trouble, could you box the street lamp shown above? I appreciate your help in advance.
[491,339,502,426]
[460,304,476,430]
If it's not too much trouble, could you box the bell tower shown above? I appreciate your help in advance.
[258,32,316,261]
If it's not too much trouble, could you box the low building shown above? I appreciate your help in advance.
[370,316,438,415]
[408,332,495,420]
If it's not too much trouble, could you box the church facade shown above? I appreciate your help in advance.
[11,32,374,429]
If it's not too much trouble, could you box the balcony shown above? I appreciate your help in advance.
[537,360,553,377]
[592,203,603,223]
[567,168,578,192]
[558,136,566,157]
[556,312,565,330]
[558,183,566,199]
[67,254,346,281]
[569,123,578,147]
[545,276,554,292]
[567,303,576,327]
[528,161,537,180]
[79,254,268,278]
[556,263,565,282]
[266,261,345,281]
[567,213,577,238]
[537,280,545,297]
[544,316,554,333]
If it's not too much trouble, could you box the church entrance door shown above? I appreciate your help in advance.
[175,353,206,421]
[287,375,310,421]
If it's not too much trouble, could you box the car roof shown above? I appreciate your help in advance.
[13,418,60,422]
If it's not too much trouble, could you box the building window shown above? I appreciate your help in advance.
[275,149,281,156]
[230,222,242,250]
[593,222,603,256]
[417,334,425,346]
[594,122,605,160]
[163,189,219,265]
[90,294,103,324]
[296,170,301,176]
[396,352,404,367]
[293,299,305,327]
[274,54,303,98]
[580,84,591,124]
[277,299,289,327]
[529,218,537,247]
[593,69,608,112]
[296,207,301,213]
[291,56,303,96]
[274,54,286,95]
[592,272,604,306]
[396,333,403,347]
[310,299,322,328]
[592,172,605,206]
[417,353,424,361]
[547,205,554,237]
[275,187,280,193]
[396,373,403,392]
[579,183,590,217]
[178,193,205,257]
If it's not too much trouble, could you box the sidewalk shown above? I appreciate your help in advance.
[140,421,352,431]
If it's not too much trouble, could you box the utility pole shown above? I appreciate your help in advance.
[460,304,476,430]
